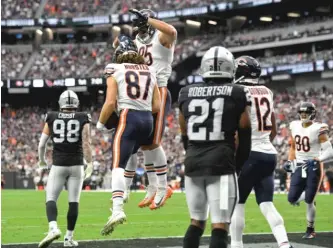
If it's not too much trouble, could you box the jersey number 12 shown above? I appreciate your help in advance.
[188,98,225,141]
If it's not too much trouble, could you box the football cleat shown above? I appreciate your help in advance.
[149,186,173,210]
[100,210,126,236]
[302,227,316,239]
[64,237,78,247]
[138,185,157,208]
[38,228,61,248]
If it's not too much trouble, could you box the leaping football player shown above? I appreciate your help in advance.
[284,102,333,239]
[114,8,177,210]
[97,36,161,235]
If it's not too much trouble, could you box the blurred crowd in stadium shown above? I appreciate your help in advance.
[1,0,219,19]
[2,86,333,190]
[2,15,333,79]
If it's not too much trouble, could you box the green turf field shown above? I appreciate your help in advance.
[1,190,333,244]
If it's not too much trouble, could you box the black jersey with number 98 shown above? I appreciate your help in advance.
[45,111,91,166]
[178,82,251,176]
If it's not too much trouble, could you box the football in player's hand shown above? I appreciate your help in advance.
[105,112,119,130]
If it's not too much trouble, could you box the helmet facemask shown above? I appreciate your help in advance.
[298,110,315,124]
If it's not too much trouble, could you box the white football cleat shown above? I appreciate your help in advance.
[38,228,61,248]
[64,237,78,247]
[100,210,126,236]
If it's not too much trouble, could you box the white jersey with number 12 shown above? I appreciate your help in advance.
[246,85,277,154]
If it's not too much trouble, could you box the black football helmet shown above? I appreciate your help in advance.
[112,35,138,63]
[132,9,157,44]
[298,102,316,123]
[234,55,261,84]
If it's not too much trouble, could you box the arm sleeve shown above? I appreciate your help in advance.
[38,133,49,163]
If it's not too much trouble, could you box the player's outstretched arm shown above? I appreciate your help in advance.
[98,77,118,125]
[270,112,277,142]
[317,130,333,163]
[82,123,93,179]
[38,123,50,167]
[148,18,177,45]
[152,84,161,113]
[236,106,252,174]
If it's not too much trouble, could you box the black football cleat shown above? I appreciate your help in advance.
[302,227,316,239]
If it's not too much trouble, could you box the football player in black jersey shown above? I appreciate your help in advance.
[38,90,92,248]
[178,46,252,248]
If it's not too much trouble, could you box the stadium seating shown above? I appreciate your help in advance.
[1,0,40,19]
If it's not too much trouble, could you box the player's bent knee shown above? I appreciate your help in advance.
[287,194,298,204]
[259,202,283,226]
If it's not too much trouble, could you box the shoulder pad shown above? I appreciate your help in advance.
[318,122,329,135]
[104,63,121,78]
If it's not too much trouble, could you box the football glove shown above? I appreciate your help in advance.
[96,121,114,134]
[38,160,48,169]
[84,162,93,180]
[283,160,296,173]
[129,9,149,29]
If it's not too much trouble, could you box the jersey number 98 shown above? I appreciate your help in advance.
[53,119,80,143]
[188,98,225,141]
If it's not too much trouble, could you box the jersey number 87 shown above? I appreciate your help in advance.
[187,98,225,141]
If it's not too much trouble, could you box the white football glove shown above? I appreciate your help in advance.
[96,121,115,134]
[84,162,93,180]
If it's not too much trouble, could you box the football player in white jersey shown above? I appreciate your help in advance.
[96,36,161,235]
[230,56,293,248]
[118,9,177,210]
[284,102,333,239]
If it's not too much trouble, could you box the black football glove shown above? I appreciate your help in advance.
[129,9,149,30]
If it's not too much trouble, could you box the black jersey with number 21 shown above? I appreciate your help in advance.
[45,111,91,166]
[178,82,251,176]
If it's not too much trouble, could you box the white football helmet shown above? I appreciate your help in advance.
[200,46,235,79]
[58,90,79,110]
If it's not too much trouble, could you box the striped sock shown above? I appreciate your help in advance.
[124,170,135,189]
[143,149,158,186]
[151,146,168,187]
[111,168,125,211]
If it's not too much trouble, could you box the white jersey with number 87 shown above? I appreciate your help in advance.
[104,63,157,112]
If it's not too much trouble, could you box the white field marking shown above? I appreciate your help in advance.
[3,216,331,229]
[2,231,333,245]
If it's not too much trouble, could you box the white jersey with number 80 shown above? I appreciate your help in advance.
[290,120,329,163]
[245,85,277,154]
[104,63,157,112]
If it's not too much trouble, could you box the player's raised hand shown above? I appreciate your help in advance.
[129,9,148,22]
